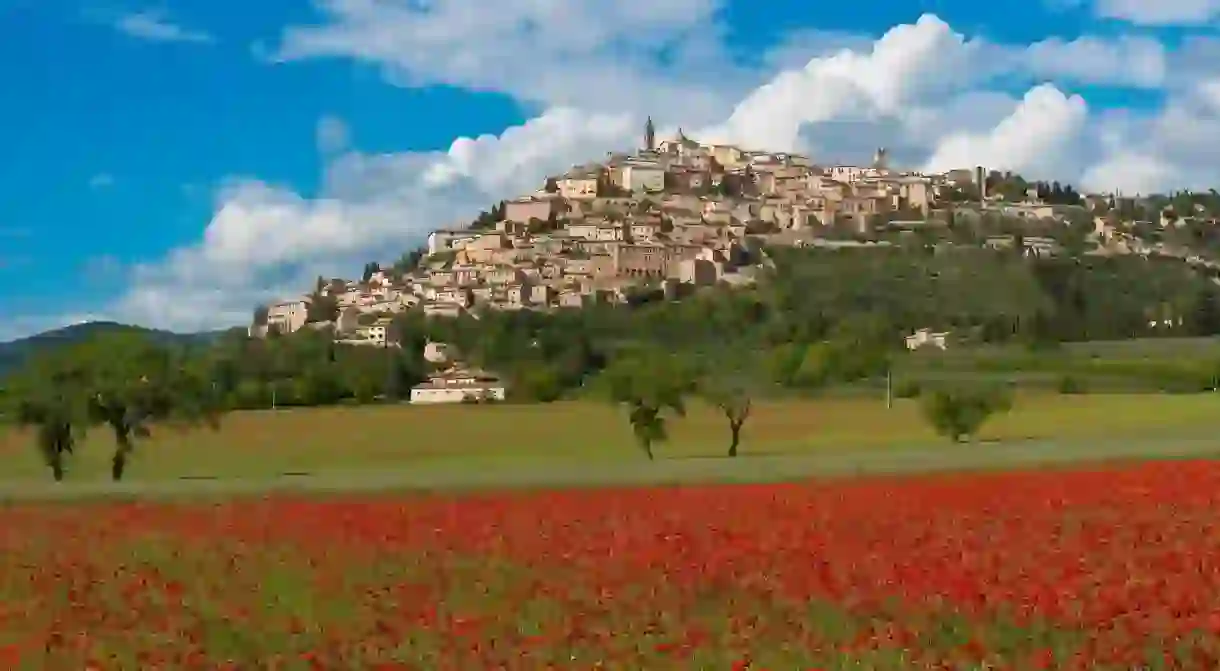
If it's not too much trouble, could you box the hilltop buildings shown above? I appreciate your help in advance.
[251,121,1055,344]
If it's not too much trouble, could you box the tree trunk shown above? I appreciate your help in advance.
[111,451,128,481]
[112,432,133,481]
[728,421,743,457]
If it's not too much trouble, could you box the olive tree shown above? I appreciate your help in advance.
[5,366,91,481]
[696,350,766,457]
[603,349,693,460]
[83,335,223,480]
[6,333,224,481]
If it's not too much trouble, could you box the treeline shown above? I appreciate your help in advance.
[940,172,1084,206]
[6,246,1220,416]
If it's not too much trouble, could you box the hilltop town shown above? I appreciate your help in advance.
[250,118,1220,353]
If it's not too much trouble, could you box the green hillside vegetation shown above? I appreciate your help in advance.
[4,245,1220,417]
[0,322,222,376]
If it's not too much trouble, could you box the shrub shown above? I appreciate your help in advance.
[921,386,1012,443]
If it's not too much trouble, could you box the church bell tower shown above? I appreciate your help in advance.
[644,116,656,151]
[873,147,889,171]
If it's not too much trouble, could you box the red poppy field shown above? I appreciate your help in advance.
[4,459,1220,669]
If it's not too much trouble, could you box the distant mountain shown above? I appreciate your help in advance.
[0,321,227,376]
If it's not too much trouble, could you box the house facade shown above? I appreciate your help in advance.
[409,367,507,404]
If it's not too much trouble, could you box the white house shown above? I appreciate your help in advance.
[409,367,507,404]
[905,328,950,351]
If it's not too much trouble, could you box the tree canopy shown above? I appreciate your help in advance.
[3,332,227,480]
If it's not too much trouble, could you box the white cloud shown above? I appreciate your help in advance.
[114,10,214,43]
[1082,79,1220,193]
[272,0,746,124]
[1089,0,1220,25]
[924,85,1089,176]
[688,14,1119,164]
[796,90,1020,167]
[695,14,989,152]
[1023,35,1166,88]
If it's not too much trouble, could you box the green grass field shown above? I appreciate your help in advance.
[897,337,1220,393]
[1,394,1217,496]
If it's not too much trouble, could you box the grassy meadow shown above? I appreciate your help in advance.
[898,336,1220,392]
[0,393,1217,488]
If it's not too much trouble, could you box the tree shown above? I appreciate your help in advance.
[4,335,224,481]
[512,364,564,402]
[306,293,339,323]
[393,248,426,274]
[823,315,900,404]
[697,354,761,457]
[603,350,692,460]
[9,383,83,482]
[81,335,224,480]
[3,351,96,481]
[921,386,1012,443]
[1189,286,1220,336]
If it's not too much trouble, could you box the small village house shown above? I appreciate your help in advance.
[409,367,507,404]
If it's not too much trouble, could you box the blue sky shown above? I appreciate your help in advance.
[2,0,1219,339]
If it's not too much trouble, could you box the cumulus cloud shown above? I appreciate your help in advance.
[1023,35,1166,88]
[272,0,747,125]
[113,10,213,43]
[923,85,1089,176]
[697,15,988,152]
[1082,79,1220,193]
[691,15,1149,156]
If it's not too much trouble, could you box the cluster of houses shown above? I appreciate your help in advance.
[252,120,1191,401]
[252,123,960,341]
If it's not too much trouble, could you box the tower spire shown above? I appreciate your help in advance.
[644,116,656,151]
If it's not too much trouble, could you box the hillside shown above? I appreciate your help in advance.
[0,322,225,376]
